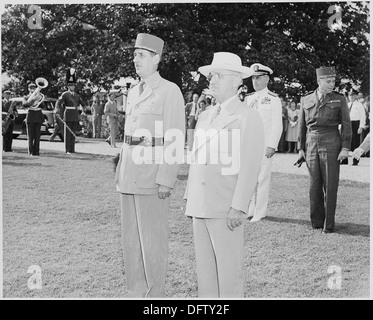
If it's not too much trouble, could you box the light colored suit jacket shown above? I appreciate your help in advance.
[115,71,185,194]
[184,96,265,218]
[245,88,282,150]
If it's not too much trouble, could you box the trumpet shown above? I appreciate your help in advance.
[27,77,48,108]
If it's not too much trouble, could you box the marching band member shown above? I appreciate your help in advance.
[2,89,18,152]
[56,68,86,154]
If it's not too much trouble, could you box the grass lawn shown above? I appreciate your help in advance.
[2,148,370,298]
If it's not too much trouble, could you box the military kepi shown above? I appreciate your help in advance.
[316,66,336,79]
[133,33,164,56]
[66,68,77,84]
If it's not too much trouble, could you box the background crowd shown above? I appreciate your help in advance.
[3,82,370,159]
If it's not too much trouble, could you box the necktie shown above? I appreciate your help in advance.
[319,93,325,104]
[139,81,145,96]
[214,104,221,119]
[349,101,354,112]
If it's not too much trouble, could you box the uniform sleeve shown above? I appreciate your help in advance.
[298,97,307,151]
[339,95,352,149]
[155,83,186,189]
[268,97,283,150]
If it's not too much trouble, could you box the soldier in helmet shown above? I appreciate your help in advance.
[55,68,86,154]
[297,66,352,233]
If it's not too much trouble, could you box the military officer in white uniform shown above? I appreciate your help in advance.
[245,63,283,222]
[114,33,185,297]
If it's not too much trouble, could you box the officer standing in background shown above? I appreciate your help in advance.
[340,89,366,166]
[23,82,44,156]
[245,63,283,222]
[55,68,86,154]
[114,33,185,297]
[2,89,18,152]
[298,66,351,233]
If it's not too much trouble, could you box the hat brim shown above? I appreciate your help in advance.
[129,46,159,55]
[198,64,254,79]
[252,71,271,76]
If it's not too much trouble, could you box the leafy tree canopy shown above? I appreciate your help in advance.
[1,2,370,101]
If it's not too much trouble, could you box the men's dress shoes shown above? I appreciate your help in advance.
[323,229,334,234]
[312,226,323,230]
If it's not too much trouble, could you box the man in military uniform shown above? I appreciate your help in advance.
[2,89,18,152]
[245,63,283,222]
[114,33,185,297]
[56,68,86,154]
[23,82,44,156]
[298,66,351,233]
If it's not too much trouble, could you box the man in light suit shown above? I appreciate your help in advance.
[184,52,265,298]
[114,33,185,297]
[245,63,283,222]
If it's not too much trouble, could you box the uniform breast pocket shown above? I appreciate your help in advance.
[303,103,316,119]
[140,105,163,134]
[323,102,340,120]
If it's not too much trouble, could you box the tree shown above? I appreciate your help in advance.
[1,3,370,100]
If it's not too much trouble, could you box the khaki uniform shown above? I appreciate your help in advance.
[298,90,352,230]
[115,71,185,297]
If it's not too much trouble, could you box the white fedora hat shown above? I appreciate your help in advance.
[198,52,253,79]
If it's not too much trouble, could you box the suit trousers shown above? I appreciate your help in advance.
[248,155,273,221]
[306,128,341,230]
[187,128,195,151]
[120,193,170,297]
[93,114,102,138]
[64,121,77,153]
[193,217,244,298]
[26,122,42,155]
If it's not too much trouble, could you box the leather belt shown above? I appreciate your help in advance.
[125,135,164,147]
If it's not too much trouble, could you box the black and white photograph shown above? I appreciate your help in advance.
[1,1,370,305]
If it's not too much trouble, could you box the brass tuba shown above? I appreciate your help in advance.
[27,77,48,108]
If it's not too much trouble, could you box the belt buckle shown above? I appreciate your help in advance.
[142,136,152,147]
[125,136,131,144]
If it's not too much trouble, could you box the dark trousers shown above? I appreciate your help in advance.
[27,122,42,155]
[3,121,14,151]
[306,128,341,230]
[351,121,361,165]
[64,121,77,153]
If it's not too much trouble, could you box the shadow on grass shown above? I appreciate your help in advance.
[265,216,370,237]
[2,161,53,167]
[5,149,113,161]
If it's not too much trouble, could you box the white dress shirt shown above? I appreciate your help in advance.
[349,100,366,129]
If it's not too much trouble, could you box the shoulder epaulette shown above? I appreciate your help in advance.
[268,90,278,97]
[332,90,343,96]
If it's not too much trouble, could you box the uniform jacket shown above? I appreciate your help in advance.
[184,96,265,218]
[23,94,44,124]
[56,91,85,122]
[245,88,282,150]
[115,71,185,194]
[298,90,352,151]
